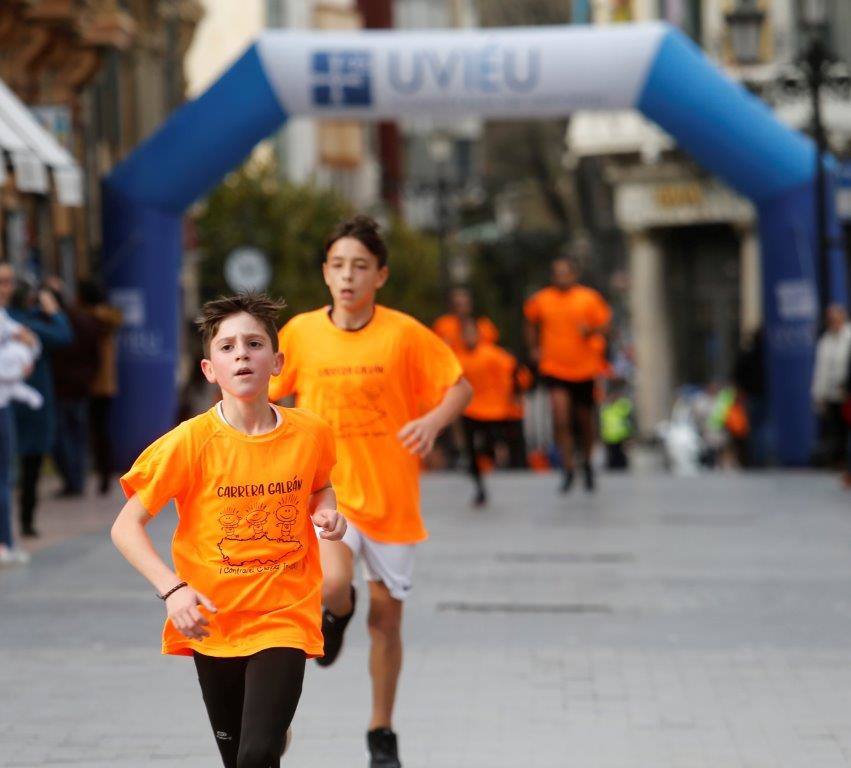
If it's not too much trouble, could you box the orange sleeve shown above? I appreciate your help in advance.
[120,423,192,515]
[311,417,337,493]
[269,323,297,402]
[590,291,612,328]
[516,363,534,392]
[479,317,499,344]
[407,321,464,411]
[523,293,541,323]
[431,315,450,340]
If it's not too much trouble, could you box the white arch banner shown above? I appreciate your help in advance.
[257,25,667,119]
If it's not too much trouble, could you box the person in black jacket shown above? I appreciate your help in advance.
[47,278,101,497]
[733,327,766,467]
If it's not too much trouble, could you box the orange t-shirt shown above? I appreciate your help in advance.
[523,285,612,381]
[432,314,499,351]
[120,406,335,658]
[269,306,462,544]
[456,343,523,422]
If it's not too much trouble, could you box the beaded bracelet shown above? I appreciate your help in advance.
[157,581,188,601]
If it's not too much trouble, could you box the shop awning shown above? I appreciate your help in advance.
[0,78,82,206]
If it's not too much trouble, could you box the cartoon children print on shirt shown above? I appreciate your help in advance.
[324,378,388,437]
[217,496,304,567]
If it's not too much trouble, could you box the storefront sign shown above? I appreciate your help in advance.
[225,247,272,292]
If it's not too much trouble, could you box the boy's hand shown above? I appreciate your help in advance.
[166,585,217,640]
[312,509,346,540]
[398,414,441,456]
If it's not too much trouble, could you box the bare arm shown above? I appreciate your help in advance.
[309,484,346,540]
[398,376,473,456]
[525,320,540,365]
[111,495,217,639]
[580,316,611,339]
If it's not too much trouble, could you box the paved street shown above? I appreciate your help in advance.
[3,468,851,767]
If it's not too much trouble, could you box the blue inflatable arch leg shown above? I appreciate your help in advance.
[638,28,847,464]
[103,44,287,468]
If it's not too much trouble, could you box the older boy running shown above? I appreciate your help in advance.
[269,215,471,768]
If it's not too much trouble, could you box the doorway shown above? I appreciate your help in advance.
[662,224,741,388]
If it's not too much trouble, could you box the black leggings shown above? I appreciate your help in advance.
[462,417,500,494]
[193,647,306,768]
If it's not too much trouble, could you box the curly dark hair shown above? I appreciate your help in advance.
[196,293,286,357]
[324,214,388,267]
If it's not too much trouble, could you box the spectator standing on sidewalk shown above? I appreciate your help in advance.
[0,264,39,563]
[78,281,123,495]
[10,281,72,538]
[49,279,101,497]
[811,304,851,467]
[733,327,767,467]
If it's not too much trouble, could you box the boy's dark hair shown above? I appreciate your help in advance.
[324,215,388,267]
[196,293,286,357]
[553,250,579,270]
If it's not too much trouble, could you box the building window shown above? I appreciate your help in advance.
[266,0,285,28]
[658,0,702,45]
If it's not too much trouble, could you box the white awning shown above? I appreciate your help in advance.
[566,110,674,163]
[0,78,82,206]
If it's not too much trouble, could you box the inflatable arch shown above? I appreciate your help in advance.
[104,22,846,467]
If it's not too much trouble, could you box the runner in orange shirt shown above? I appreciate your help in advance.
[524,255,611,493]
[432,285,499,352]
[269,215,471,768]
[111,294,347,768]
[455,318,531,506]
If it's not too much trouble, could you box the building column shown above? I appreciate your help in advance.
[628,230,673,436]
[739,225,762,339]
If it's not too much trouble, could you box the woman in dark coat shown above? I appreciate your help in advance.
[9,282,72,537]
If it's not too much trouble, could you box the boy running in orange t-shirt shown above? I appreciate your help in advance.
[111,294,346,768]
[524,255,611,493]
[269,215,471,768]
[455,318,531,506]
[432,285,499,352]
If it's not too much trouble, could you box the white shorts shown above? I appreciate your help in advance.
[340,525,416,602]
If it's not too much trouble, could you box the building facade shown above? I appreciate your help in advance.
[0,0,202,285]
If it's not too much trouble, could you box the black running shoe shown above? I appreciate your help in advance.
[367,728,402,768]
[559,469,575,494]
[316,585,356,667]
[583,462,595,493]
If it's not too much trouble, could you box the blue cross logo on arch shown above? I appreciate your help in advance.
[311,51,373,108]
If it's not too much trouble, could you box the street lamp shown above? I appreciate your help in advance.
[799,0,831,318]
[428,132,454,293]
[726,0,851,319]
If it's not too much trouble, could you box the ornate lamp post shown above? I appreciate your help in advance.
[428,132,454,294]
[726,0,850,317]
